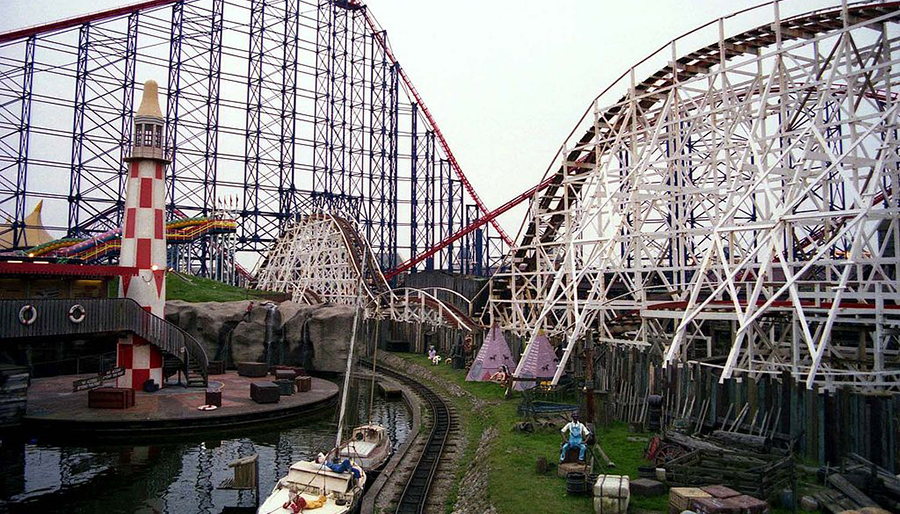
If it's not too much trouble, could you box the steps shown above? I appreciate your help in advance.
[163,353,208,388]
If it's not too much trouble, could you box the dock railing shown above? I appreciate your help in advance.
[0,298,208,383]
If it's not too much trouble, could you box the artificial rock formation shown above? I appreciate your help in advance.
[165,300,355,373]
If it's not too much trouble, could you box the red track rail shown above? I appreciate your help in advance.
[361,9,512,247]
[384,173,557,280]
[0,0,178,44]
[2,0,523,273]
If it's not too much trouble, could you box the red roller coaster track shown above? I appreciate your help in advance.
[360,9,513,247]
[0,0,532,278]
[384,174,554,280]
[0,0,178,44]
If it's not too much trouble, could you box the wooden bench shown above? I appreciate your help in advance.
[88,387,135,409]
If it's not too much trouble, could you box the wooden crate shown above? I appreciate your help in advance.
[207,360,226,375]
[692,497,741,514]
[295,376,311,392]
[205,390,222,407]
[237,362,267,378]
[703,485,741,499]
[250,382,280,404]
[727,495,770,514]
[669,487,712,514]
[274,369,296,381]
[88,387,135,409]
[664,449,792,500]
[274,379,294,396]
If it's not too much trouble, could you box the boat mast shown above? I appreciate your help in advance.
[335,216,368,451]
[367,318,379,424]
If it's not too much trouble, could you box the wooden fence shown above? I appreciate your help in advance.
[593,346,899,471]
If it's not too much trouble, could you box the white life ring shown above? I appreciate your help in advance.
[18,304,37,325]
[68,304,86,324]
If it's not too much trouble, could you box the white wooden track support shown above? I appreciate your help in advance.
[491,0,900,391]
[255,213,474,332]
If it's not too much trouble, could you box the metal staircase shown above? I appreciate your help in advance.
[0,298,208,387]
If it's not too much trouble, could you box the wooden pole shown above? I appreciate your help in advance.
[585,331,595,422]
[368,319,380,424]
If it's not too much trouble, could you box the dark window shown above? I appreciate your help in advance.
[143,125,154,147]
[135,124,142,146]
[144,123,153,146]
[154,125,162,148]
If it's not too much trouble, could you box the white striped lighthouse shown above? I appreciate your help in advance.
[117,80,168,390]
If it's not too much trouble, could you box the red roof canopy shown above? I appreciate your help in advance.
[0,261,139,278]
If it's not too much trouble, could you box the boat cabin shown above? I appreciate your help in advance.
[285,460,355,496]
[340,425,387,459]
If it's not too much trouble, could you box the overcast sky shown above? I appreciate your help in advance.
[0,0,838,239]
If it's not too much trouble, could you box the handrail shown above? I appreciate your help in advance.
[368,287,475,332]
[0,298,208,382]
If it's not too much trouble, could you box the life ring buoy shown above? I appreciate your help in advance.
[68,304,86,324]
[18,304,36,325]
[197,404,218,411]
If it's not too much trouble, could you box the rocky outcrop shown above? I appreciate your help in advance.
[165,300,356,373]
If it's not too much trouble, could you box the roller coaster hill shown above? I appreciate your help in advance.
[0,0,512,285]
[1,0,899,397]
[3,210,234,263]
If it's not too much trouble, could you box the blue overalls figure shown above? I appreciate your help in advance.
[560,412,590,462]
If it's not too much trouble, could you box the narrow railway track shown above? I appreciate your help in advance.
[361,359,452,514]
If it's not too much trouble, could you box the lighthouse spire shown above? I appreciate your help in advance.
[116,79,169,391]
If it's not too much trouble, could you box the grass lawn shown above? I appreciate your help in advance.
[393,353,668,514]
[109,272,281,302]
[165,273,279,303]
[393,352,820,514]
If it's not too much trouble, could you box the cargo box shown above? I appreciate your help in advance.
[593,475,629,514]
[670,487,712,514]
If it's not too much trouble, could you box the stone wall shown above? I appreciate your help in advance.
[165,300,356,373]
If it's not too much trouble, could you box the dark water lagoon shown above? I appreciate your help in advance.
[0,382,411,513]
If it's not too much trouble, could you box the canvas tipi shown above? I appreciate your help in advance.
[513,333,559,391]
[466,325,517,381]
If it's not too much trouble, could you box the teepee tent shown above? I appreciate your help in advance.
[513,333,559,391]
[466,325,517,381]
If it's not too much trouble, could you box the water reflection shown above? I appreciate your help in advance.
[0,386,411,513]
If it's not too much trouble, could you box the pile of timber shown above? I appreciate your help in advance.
[814,454,900,513]
[661,448,792,500]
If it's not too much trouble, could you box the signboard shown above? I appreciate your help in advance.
[72,366,125,392]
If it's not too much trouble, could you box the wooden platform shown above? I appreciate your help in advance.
[377,380,402,399]
[24,371,338,437]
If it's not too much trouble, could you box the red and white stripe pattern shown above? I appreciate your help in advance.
[117,159,166,390]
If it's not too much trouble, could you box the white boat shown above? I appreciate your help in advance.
[331,424,392,472]
[259,239,372,514]
[257,459,366,514]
